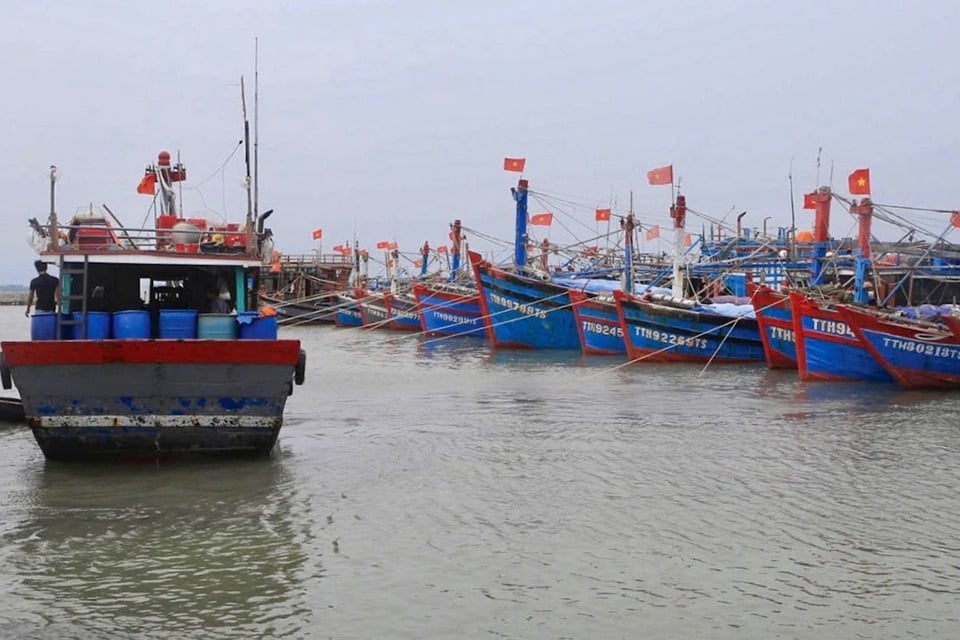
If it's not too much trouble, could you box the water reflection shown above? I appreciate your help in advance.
[2,458,315,639]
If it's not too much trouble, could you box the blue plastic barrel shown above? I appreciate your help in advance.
[72,311,111,339]
[113,310,151,339]
[237,312,278,339]
[197,314,238,339]
[58,313,74,340]
[158,309,198,339]
[30,312,57,341]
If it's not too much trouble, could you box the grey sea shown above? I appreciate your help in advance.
[1,304,959,639]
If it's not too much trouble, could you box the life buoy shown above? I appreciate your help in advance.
[0,352,12,390]
[294,349,306,385]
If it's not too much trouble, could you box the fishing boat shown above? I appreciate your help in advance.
[333,289,364,327]
[383,290,422,331]
[838,304,960,389]
[748,284,796,369]
[408,220,485,338]
[568,290,625,355]
[412,282,485,337]
[787,191,898,382]
[469,178,579,350]
[0,154,306,461]
[614,194,765,364]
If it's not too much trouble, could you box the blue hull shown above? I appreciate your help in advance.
[570,291,624,354]
[838,305,960,389]
[755,298,797,368]
[385,293,422,331]
[616,294,764,363]
[476,268,579,350]
[414,286,485,337]
[791,293,892,382]
[335,305,363,327]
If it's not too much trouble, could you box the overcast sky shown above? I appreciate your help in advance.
[2,0,958,283]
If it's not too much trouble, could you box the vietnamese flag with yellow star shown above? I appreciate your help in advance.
[848,168,871,195]
[529,212,553,226]
[503,157,526,172]
[646,164,673,186]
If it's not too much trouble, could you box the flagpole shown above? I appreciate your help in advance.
[788,157,796,261]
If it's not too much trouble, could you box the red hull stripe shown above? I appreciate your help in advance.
[0,339,302,367]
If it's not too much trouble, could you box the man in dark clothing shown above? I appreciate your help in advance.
[25,260,59,317]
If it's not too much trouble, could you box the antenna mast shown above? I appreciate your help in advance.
[241,76,254,249]
[253,37,259,220]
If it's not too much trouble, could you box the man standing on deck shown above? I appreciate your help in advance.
[24,260,59,317]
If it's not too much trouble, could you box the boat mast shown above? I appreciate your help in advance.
[670,194,687,298]
[810,186,832,286]
[48,165,59,250]
[622,193,635,294]
[850,198,873,304]
[449,218,462,280]
[513,179,529,269]
[241,76,254,251]
[253,37,260,221]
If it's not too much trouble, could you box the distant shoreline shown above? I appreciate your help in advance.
[0,293,27,305]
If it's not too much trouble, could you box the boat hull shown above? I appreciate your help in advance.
[749,285,797,369]
[334,293,363,327]
[0,340,303,460]
[469,252,578,350]
[789,291,893,382]
[412,283,485,337]
[358,294,391,329]
[614,291,764,363]
[384,292,422,331]
[569,290,625,355]
[838,305,960,389]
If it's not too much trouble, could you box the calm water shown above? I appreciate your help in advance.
[1,305,959,639]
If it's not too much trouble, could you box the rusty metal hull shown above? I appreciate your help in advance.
[1,340,302,461]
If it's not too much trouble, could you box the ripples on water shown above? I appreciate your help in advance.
[2,311,960,638]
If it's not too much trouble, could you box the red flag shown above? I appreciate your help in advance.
[529,212,553,226]
[951,211,960,228]
[848,168,871,195]
[646,165,673,186]
[803,193,817,210]
[333,244,352,255]
[684,233,692,246]
[312,228,323,240]
[645,225,660,241]
[437,245,448,254]
[595,208,611,222]
[376,240,391,250]
[136,173,156,195]
[504,157,526,172]
[388,241,399,250]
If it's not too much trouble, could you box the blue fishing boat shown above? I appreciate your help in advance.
[614,194,764,363]
[569,290,625,355]
[412,282,485,337]
[469,178,579,350]
[790,290,893,382]
[749,284,796,369]
[384,290,422,331]
[333,289,363,327]
[838,304,960,389]
[788,190,895,382]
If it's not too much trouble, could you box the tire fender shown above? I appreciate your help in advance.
[0,352,12,390]
[294,349,306,385]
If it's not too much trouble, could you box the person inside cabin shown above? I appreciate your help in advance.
[205,286,232,314]
[24,260,59,317]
